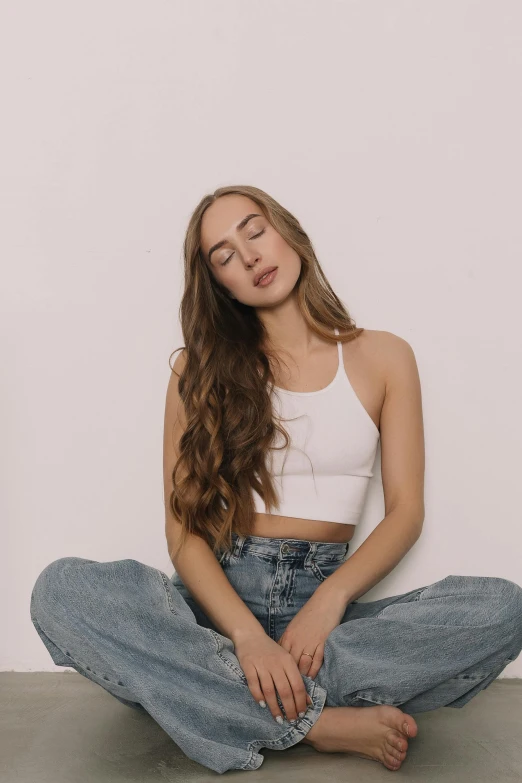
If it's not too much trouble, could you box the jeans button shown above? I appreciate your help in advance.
[281,543,290,554]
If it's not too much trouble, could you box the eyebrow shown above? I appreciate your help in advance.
[206,213,262,264]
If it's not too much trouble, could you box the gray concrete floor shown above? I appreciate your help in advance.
[1,673,521,782]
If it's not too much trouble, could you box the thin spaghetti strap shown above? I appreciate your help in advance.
[333,326,343,364]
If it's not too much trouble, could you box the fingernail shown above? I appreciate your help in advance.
[258,700,266,708]
[275,715,283,725]
[403,722,409,735]
[298,711,305,718]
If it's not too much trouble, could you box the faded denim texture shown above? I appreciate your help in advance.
[30,532,522,774]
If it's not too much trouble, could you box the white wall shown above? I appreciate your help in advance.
[2,0,520,677]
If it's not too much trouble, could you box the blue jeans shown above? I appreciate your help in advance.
[30,532,522,774]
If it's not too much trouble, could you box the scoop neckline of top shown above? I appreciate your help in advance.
[272,331,343,396]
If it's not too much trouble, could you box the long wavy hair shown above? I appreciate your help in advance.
[167,185,364,559]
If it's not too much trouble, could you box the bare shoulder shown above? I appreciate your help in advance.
[165,348,188,427]
[356,329,418,391]
[370,330,418,388]
[171,347,188,376]
[357,328,413,354]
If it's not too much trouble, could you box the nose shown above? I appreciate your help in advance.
[244,248,261,268]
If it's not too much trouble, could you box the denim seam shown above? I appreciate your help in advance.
[158,570,178,615]
[267,560,281,640]
[354,691,402,706]
[452,673,491,681]
[209,629,248,683]
[354,654,517,705]
[31,615,75,669]
[310,562,326,583]
[306,555,348,583]
[452,655,516,680]
[374,585,429,619]
[34,612,128,686]
[239,748,264,771]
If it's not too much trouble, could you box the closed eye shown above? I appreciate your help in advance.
[220,229,265,266]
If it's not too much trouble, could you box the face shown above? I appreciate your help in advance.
[200,194,302,306]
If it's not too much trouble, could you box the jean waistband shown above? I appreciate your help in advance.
[229,532,350,562]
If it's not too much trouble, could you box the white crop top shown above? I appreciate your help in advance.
[252,328,380,525]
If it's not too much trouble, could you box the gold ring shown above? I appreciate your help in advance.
[301,652,313,658]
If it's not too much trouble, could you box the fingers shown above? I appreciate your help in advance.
[242,662,266,708]
[296,644,323,679]
[256,669,286,722]
[271,669,300,722]
[298,652,313,676]
[305,642,325,680]
[255,667,311,723]
[241,659,314,724]
[284,664,309,717]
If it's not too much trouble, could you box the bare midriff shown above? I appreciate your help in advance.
[250,328,385,546]
[252,512,357,543]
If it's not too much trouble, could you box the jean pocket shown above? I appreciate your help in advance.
[309,558,346,583]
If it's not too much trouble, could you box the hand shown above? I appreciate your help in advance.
[233,631,313,723]
[276,585,348,679]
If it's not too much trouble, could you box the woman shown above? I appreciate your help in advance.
[30,185,522,775]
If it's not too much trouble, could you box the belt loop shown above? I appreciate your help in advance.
[306,541,318,565]
[233,534,245,558]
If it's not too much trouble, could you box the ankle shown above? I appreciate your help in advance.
[300,706,329,745]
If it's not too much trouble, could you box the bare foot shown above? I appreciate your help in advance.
[301,705,418,771]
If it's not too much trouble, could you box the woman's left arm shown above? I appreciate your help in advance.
[320,333,426,606]
[277,335,426,675]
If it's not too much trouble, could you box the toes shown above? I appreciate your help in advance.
[387,730,408,753]
[401,713,418,738]
[385,740,403,762]
[385,706,417,739]
[384,750,401,770]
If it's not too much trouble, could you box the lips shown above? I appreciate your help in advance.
[254,266,278,286]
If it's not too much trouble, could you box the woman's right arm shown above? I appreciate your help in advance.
[166,522,267,643]
[162,349,311,722]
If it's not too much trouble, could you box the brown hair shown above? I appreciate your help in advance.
[167,185,364,559]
